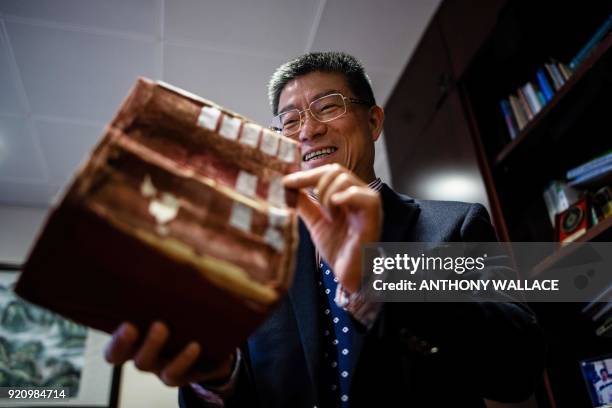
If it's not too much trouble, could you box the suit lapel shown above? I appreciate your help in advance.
[380,183,421,243]
[287,220,320,400]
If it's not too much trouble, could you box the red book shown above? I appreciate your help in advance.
[16,79,300,366]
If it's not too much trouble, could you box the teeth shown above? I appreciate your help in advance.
[303,147,337,161]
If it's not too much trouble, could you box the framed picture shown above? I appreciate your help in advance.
[0,263,121,407]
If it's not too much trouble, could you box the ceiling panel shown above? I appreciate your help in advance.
[164,43,285,125]
[311,0,440,70]
[6,21,160,122]
[0,179,59,207]
[0,22,25,115]
[164,0,318,57]
[0,116,46,181]
[35,118,103,186]
[0,0,161,37]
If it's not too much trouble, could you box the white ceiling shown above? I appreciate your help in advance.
[0,0,440,207]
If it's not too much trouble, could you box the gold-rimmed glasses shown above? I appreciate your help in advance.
[270,93,371,137]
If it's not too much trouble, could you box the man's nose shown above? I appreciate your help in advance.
[298,110,326,142]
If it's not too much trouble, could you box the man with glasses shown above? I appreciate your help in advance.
[105,52,544,407]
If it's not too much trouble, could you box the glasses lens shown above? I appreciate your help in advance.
[311,94,346,122]
[276,110,301,136]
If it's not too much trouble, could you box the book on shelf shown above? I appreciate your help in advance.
[523,82,543,115]
[517,87,534,120]
[567,150,612,179]
[542,180,581,227]
[508,94,528,130]
[557,62,573,82]
[536,89,546,107]
[536,69,555,102]
[594,186,612,219]
[568,162,612,189]
[545,62,566,91]
[498,60,572,139]
[569,14,612,71]
[499,99,518,139]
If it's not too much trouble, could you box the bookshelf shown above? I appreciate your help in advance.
[384,1,612,406]
[494,34,612,166]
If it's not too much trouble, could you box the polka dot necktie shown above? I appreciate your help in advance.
[318,259,353,407]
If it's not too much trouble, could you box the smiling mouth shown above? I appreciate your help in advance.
[303,147,338,162]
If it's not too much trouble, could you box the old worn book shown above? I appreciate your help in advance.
[15,78,300,365]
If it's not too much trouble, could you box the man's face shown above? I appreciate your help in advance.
[276,71,382,181]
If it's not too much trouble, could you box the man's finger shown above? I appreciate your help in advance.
[321,172,355,209]
[159,342,201,387]
[105,322,139,364]
[330,186,380,211]
[283,164,340,189]
[296,190,328,226]
[133,321,169,372]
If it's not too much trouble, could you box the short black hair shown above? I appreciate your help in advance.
[268,51,376,115]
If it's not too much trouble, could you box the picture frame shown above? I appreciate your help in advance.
[0,263,121,407]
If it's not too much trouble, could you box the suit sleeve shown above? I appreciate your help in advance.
[178,346,259,407]
[376,203,546,403]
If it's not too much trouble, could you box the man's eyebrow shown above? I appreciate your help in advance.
[278,89,341,114]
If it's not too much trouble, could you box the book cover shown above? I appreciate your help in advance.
[508,94,528,130]
[499,99,518,139]
[569,14,612,70]
[567,150,612,179]
[536,69,555,102]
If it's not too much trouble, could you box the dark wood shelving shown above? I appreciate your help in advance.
[531,216,612,277]
[385,3,612,407]
[494,33,612,165]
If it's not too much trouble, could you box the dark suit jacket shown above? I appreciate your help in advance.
[180,184,545,407]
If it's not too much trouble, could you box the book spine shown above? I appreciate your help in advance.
[545,63,562,91]
[508,94,527,130]
[557,62,573,82]
[567,152,612,179]
[542,183,558,226]
[536,69,555,101]
[523,83,542,115]
[536,89,547,107]
[499,99,518,139]
[554,182,570,212]
[568,162,612,187]
[517,88,534,120]
[569,14,612,70]
[549,62,566,89]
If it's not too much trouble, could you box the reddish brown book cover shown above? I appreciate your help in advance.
[15,78,300,365]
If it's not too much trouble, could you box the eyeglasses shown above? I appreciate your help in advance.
[270,93,371,137]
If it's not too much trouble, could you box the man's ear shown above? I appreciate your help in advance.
[368,105,385,142]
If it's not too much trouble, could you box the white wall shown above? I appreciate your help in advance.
[0,205,47,264]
